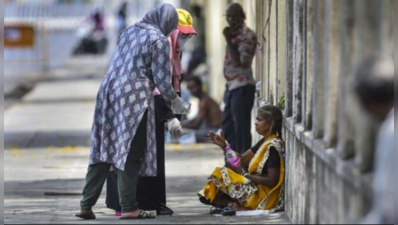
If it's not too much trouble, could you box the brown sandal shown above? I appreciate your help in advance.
[75,212,96,220]
[119,210,156,220]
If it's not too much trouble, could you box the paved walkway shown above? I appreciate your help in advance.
[4,56,291,224]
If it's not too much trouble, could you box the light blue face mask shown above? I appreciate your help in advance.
[177,33,192,47]
[178,37,188,47]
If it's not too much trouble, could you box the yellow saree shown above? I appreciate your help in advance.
[198,135,285,211]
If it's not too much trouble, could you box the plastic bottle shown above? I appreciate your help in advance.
[225,145,240,168]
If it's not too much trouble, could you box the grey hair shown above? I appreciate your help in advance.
[258,105,283,137]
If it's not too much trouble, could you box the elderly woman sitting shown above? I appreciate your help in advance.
[198,105,285,214]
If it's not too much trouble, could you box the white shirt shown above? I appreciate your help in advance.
[365,109,394,224]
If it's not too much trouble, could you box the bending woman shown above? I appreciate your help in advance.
[76,4,189,220]
[198,105,285,212]
[106,8,197,216]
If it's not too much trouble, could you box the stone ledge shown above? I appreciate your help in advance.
[283,116,373,194]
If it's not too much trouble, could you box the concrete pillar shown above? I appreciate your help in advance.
[301,0,308,129]
[244,0,257,84]
[263,0,271,103]
[255,0,265,95]
[292,0,304,124]
[255,0,264,99]
[204,0,228,103]
[277,0,286,108]
[284,0,294,117]
[336,0,358,159]
[312,0,325,139]
[323,0,341,148]
[269,0,278,105]
[304,0,315,131]
[242,0,256,29]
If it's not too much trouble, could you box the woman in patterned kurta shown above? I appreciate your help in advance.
[76,4,189,220]
[198,105,286,213]
[106,9,199,216]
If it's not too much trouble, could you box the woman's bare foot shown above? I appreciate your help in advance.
[119,209,156,220]
[228,202,247,211]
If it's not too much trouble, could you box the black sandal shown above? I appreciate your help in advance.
[75,212,96,220]
[159,204,174,216]
[210,207,223,215]
[221,207,236,216]
[119,210,156,220]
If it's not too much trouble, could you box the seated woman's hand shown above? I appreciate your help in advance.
[208,130,227,149]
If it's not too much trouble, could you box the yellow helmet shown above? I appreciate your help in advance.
[176,8,197,35]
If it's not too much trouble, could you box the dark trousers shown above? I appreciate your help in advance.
[136,116,169,213]
[80,111,148,213]
[106,96,174,215]
[221,85,256,154]
[106,118,169,214]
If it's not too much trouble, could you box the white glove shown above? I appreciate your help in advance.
[167,118,183,139]
[170,96,191,115]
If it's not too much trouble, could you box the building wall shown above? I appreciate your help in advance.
[202,0,229,104]
[252,0,394,224]
[197,0,393,223]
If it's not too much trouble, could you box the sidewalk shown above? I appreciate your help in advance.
[4,56,291,224]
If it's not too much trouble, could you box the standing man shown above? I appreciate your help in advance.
[221,3,257,154]
[355,57,394,225]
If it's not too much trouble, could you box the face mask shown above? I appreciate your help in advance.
[178,37,188,48]
[177,33,193,48]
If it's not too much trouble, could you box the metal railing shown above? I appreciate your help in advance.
[4,0,96,72]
